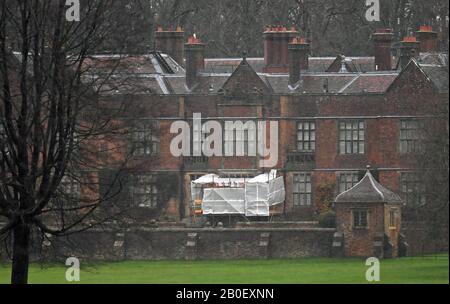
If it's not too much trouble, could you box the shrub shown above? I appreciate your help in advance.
[315,182,336,214]
[318,210,336,228]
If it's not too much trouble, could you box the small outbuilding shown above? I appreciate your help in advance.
[334,166,403,258]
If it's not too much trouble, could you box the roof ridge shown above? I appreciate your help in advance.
[335,171,367,201]
[339,74,361,93]
[367,171,385,201]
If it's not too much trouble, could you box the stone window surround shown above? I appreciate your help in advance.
[132,173,159,208]
[296,120,316,152]
[131,120,160,157]
[389,207,399,229]
[399,171,426,207]
[60,175,81,199]
[292,172,313,207]
[351,208,369,230]
[337,171,361,194]
[338,120,365,155]
[399,119,424,154]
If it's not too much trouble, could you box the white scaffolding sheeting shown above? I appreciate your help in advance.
[191,170,285,216]
[193,174,220,184]
[268,177,286,206]
[247,170,277,183]
[202,188,245,215]
[190,174,220,201]
[245,182,269,216]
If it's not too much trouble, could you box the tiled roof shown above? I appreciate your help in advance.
[79,52,447,96]
[83,53,185,76]
[92,75,165,95]
[204,56,376,73]
[340,74,398,94]
[164,75,230,94]
[219,59,272,96]
[325,55,381,73]
[418,52,448,66]
[335,169,402,204]
[204,58,265,73]
[419,64,449,93]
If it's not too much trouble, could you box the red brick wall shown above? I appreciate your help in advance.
[84,62,446,222]
[336,202,385,257]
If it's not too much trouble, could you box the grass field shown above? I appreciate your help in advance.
[0,255,448,284]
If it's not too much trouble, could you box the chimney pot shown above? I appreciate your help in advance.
[155,26,185,66]
[372,28,394,71]
[188,35,204,44]
[263,25,298,73]
[419,25,433,32]
[403,36,417,43]
[415,25,438,53]
[185,35,205,89]
[288,37,310,85]
[398,36,420,70]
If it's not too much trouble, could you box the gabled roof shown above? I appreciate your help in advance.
[204,56,378,74]
[335,168,402,204]
[418,52,448,66]
[62,50,446,96]
[419,64,449,93]
[219,58,272,96]
[263,72,399,94]
[387,58,449,94]
[83,52,184,76]
[341,73,398,94]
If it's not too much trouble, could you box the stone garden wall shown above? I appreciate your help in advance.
[0,225,446,262]
[5,228,336,262]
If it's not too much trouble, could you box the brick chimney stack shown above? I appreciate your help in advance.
[185,35,205,90]
[155,26,185,66]
[263,26,298,73]
[372,28,394,71]
[288,37,310,85]
[415,25,438,53]
[398,36,420,70]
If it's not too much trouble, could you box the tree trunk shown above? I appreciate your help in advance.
[11,223,31,284]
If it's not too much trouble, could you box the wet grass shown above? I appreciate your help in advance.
[0,254,448,284]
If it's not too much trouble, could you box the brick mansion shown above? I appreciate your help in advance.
[66,25,448,225]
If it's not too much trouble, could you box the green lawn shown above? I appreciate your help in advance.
[0,255,448,284]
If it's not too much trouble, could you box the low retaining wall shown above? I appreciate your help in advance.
[1,225,446,262]
[36,228,336,261]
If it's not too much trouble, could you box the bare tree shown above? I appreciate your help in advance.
[0,0,140,284]
[140,0,449,57]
